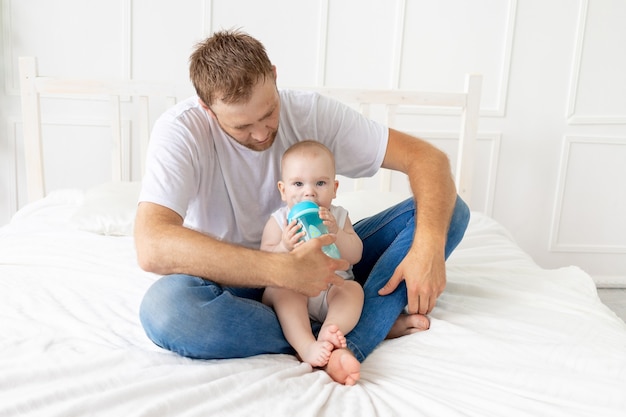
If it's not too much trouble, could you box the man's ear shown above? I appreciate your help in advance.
[198,98,216,119]
[272,65,277,82]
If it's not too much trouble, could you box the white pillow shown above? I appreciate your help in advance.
[70,181,142,236]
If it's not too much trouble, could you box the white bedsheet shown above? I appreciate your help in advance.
[1,190,625,416]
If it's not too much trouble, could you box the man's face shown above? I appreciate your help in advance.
[207,77,280,152]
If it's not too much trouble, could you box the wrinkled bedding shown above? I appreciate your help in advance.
[1,190,625,417]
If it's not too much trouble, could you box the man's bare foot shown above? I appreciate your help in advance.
[325,348,360,385]
[318,324,347,349]
[299,340,334,367]
[386,313,430,339]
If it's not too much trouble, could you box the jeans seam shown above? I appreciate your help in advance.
[366,223,412,286]
[347,338,365,362]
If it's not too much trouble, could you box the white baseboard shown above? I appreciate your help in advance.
[593,275,626,289]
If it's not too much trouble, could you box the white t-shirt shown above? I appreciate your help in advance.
[139,89,388,249]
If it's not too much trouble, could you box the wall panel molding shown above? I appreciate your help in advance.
[315,0,329,85]
[2,0,17,94]
[492,0,517,118]
[390,0,407,89]
[3,0,132,96]
[392,0,518,118]
[567,0,626,125]
[202,0,214,37]
[550,136,626,253]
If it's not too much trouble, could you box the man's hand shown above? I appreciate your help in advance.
[286,234,348,297]
[377,248,446,315]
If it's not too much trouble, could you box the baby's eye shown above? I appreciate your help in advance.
[294,181,303,187]
[316,181,327,186]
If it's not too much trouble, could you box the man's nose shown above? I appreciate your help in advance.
[250,125,269,141]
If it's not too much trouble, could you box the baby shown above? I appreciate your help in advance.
[261,140,363,384]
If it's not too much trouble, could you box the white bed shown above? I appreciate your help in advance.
[1,58,625,417]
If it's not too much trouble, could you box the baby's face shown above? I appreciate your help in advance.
[278,152,338,209]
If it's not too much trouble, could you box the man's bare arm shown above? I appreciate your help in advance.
[382,128,456,246]
[378,128,457,314]
[134,202,347,296]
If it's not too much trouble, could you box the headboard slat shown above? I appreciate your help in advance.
[19,57,46,202]
[110,95,123,182]
[455,74,483,202]
[138,96,151,180]
[19,56,482,206]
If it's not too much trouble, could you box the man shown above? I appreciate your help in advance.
[136,29,470,385]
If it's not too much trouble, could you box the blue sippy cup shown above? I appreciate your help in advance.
[287,201,341,259]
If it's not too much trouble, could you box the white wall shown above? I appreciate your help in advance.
[1,0,624,284]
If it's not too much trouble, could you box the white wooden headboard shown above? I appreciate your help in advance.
[19,56,481,204]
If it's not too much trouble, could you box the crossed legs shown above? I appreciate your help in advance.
[139,196,470,384]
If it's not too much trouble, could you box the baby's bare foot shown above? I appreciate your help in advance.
[318,324,347,349]
[386,313,430,339]
[325,348,360,385]
[299,340,334,367]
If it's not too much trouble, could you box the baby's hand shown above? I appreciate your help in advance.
[282,219,305,251]
[318,206,338,234]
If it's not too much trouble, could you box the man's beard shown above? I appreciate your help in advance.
[241,130,277,152]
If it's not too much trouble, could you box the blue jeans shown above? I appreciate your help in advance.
[139,196,470,361]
